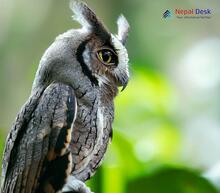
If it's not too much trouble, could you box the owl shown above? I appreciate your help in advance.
[1,0,129,193]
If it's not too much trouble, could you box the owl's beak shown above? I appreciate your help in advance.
[121,82,128,91]
[117,74,129,92]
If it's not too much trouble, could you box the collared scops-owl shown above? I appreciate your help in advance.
[1,0,129,193]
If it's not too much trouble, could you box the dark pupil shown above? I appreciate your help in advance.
[102,50,112,62]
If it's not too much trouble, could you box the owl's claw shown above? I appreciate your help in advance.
[61,176,94,193]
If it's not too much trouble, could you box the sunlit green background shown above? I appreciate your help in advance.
[1,0,220,192]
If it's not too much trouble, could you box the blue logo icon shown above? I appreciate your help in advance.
[163,10,172,18]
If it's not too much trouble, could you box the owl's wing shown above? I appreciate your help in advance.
[1,83,77,193]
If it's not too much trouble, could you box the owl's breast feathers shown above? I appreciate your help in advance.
[1,82,113,193]
[69,91,113,181]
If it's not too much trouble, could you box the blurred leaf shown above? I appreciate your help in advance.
[126,167,218,193]
[114,67,177,138]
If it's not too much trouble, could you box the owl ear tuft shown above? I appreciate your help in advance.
[70,0,110,40]
[117,15,130,45]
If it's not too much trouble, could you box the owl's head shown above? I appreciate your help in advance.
[70,0,130,90]
[33,0,129,97]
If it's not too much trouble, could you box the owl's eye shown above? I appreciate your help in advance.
[97,49,117,66]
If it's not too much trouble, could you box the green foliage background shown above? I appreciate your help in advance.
[0,0,220,192]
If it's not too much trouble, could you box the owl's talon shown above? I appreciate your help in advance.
[61,176,93,193]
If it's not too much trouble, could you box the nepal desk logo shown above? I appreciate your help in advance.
[163,10,172,18]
